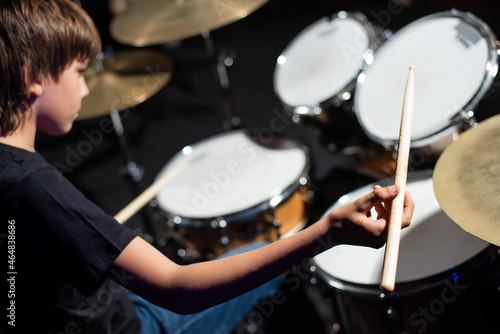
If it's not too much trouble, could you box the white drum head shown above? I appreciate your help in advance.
[355,11,498,147]
[313,170,489,286]
[157,130,307,222]
[274,12,373,110]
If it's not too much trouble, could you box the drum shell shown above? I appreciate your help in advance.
[170,185,311,259]
[310,247,500,334]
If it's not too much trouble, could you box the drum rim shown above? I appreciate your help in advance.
[273,11,383,115]
[157,129,311,227]
[353,9,499,149]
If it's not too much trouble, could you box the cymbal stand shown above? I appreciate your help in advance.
[110,109,167,246]
[91,51,145,183]
[201,30,241,130]
[109,109,144,182]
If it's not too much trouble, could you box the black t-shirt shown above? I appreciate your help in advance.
[0,143,141,334]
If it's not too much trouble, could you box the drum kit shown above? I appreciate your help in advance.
[81,1,500,332]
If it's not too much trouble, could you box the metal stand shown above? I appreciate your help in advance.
[110,109,144,182]
[201,30,241,131]
[110,109,166,246]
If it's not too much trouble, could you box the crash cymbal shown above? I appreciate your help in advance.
[78,49,173,120]
[433,113,500,246]
[109,0,268,47]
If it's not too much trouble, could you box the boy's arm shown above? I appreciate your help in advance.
[112,185,414,314]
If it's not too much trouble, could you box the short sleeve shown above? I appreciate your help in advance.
[15,165,137,293]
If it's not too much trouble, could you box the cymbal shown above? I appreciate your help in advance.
[433,113,500,247]
[78,49,173,120]
[109,0,139,16]
[109,0,268,47]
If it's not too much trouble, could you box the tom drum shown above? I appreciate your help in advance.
[156,129,311,260]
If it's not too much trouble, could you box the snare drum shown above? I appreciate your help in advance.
[156,130,310,260]
[274,11,383,116]
[355,10,499,154]
[311,170,499,333]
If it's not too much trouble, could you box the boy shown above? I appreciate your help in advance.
[0,1,414,333]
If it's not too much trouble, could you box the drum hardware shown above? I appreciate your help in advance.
[201,30,241,131]
[110,108,144,182]
[153,212,199,263]
[271,218,282,239]
[458,110,478,128]
[212,219,231,250]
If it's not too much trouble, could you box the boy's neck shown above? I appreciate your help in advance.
[0,115,37,152]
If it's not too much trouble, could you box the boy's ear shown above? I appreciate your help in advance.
[23,66,43,97]
[28,80,44,97]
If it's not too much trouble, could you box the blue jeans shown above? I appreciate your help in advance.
[126,242,283,334]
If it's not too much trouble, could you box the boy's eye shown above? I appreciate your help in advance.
[78,68,88,75]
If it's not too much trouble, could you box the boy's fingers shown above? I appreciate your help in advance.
[356,185,400,211]
[402,190,415,227]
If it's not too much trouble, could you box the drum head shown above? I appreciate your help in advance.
[313,170,489,286]
[274,12,375,111]
[156,130,307,223]
[355,10,498,148]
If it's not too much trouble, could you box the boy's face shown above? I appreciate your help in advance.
[35,60,90,135]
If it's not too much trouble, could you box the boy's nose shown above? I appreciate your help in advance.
[81,79,89,97]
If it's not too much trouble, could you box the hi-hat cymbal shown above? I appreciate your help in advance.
[109,0,268,47]
[78,49,173,120]
[433,113,500,246]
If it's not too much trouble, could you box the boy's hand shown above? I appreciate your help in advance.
[325,185,414,248]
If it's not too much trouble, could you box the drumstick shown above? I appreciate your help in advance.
[380,66,415,292]
[114,161,187,224]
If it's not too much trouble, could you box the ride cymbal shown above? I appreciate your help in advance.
[78,49,173,120]
[109,0,268,46]
[433,113,500,246]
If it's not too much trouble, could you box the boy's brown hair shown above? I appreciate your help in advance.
[0,0,101,134]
